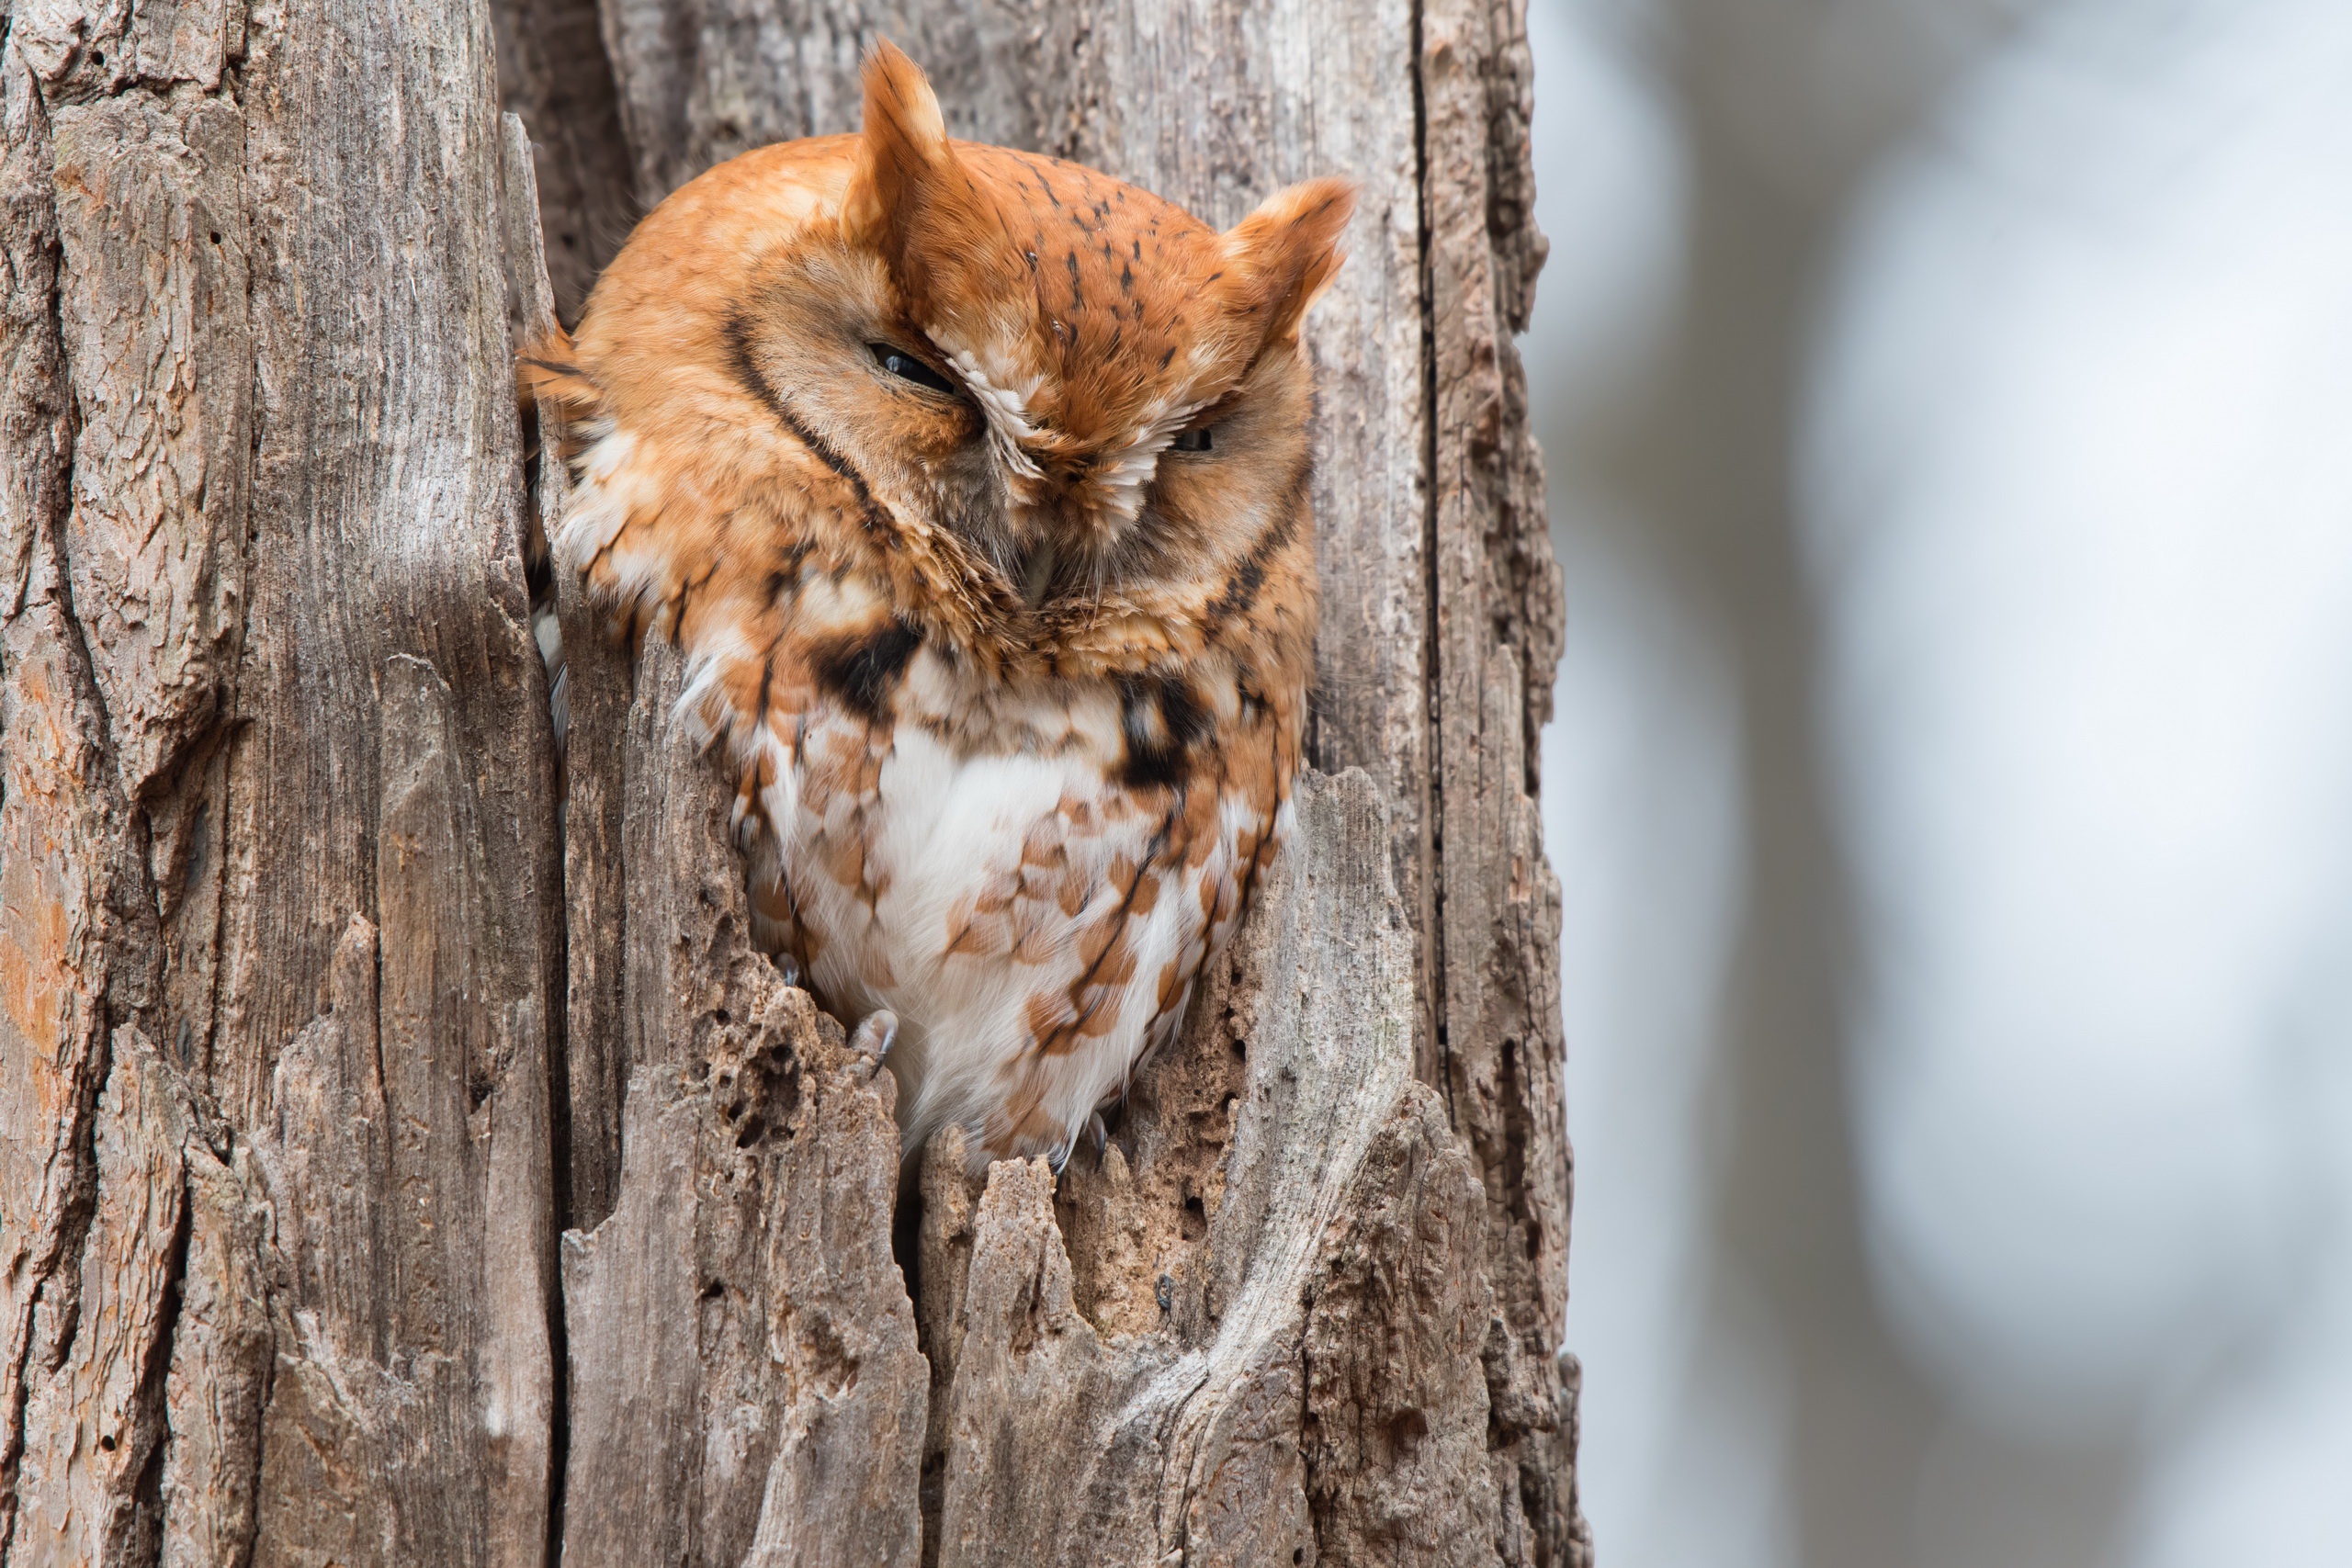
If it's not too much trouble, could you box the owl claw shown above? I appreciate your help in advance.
[1087,1112,1107,1156]
[850,1010,898,1067]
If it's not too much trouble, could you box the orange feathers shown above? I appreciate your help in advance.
[531,41,1351,1169]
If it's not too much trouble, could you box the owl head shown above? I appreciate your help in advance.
[539,41,1353,655]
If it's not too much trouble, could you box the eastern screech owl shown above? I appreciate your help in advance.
[523,42,1352,1171]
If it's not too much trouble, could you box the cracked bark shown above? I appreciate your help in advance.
[1,0,1584,1562]
[4,1,560,1562]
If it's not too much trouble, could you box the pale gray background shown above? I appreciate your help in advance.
[1526,1,2352,1562]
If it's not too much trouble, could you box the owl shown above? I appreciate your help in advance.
[522,42,1352,1170]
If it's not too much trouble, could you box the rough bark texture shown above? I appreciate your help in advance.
[0,0,1584,1562]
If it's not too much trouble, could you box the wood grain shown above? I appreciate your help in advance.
[567,3,1588,1560]
[4,0,563,1562]
[0,0,1584,1561]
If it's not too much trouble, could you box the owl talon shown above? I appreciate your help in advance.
[1087,1112,1107,1156]
[850,1010,898,1066]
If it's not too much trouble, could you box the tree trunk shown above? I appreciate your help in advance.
[0,0,1587,1562]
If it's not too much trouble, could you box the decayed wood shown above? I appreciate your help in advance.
[223,0,563,1556]
[1420,2,1588,1560]
[921,769,1480,1566]
[5,0,1581,1560]
[554,637,927,1565]
[571,2,1585,1562]
[4,0,563,1562]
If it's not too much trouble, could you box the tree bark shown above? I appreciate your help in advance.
[0,0,1587,1562]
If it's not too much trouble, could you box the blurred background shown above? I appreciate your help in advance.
[1525,0,2352,1563]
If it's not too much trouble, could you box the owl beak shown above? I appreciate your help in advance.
[1000,472,1127,608]
[1018,540,1059,607]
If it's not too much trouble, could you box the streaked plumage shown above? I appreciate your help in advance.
[522,42,1351,1168]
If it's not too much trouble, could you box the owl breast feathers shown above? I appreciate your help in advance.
[522,41,1353,1170]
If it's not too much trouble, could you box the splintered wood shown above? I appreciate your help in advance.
[0,0,1582,1562]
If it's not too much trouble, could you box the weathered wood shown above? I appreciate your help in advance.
[11,1036,187,1564]
[569,3,1585,1562]
[4,0,563,1562]
[502,107,633,1237]
[159,1122,272,1568]
[5,0,1582,1560]
[555,637,927,1565]
[1420,2,1587,1560]
[221,0,563,1556]
[1301,1087,1499,1564]
[922,769,1479,1566]
[3,24,198,1561]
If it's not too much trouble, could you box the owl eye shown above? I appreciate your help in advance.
[869,343,959,397]
[1170,426,1214,454]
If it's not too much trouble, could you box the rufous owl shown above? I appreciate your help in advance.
[523,42,1352,1170]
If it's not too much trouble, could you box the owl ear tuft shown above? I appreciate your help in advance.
[845,40,953,255]
[1221,178,1357,346]
[846,40,1000,324]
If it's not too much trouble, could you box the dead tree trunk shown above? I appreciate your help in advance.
[0,0,1586,1562]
